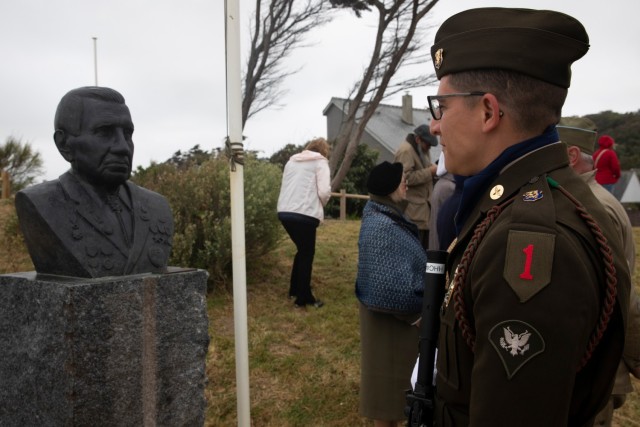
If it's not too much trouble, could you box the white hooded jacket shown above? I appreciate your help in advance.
[277,150,331,222]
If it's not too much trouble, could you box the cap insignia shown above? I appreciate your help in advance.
[434,48,444,70]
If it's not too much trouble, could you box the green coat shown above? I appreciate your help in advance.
[435,143,631,427]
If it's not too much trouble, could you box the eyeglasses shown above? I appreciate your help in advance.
[427,92,487,120]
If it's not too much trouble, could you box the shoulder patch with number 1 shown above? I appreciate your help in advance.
[503,230,555,302]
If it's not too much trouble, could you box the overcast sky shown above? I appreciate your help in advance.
[1,0,639,182]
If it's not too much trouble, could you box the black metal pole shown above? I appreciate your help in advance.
[406,249,448,427]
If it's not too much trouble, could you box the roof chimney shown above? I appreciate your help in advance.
[401,92,413,125]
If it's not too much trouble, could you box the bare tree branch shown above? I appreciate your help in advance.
[329,0,440,191]
[241,0,332,127]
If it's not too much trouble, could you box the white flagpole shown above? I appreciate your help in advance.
[224,0,251,425]
[92,37,98,85]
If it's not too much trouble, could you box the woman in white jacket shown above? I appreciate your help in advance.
[277,138,332,308]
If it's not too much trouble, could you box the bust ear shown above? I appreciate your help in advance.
[54,130,73,162]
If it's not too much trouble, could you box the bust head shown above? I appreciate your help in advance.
[54,87,134,191]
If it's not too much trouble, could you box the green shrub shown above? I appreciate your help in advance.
[0,199,33,273]
[132,153,283,291]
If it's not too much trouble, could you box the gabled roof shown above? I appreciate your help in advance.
[613,170,640,203]
[323,97,440,158]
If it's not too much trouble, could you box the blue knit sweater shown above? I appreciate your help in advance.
[355,199,427,314]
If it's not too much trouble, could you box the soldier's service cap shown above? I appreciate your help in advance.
[557,117,598,155]
[430,8,590,88]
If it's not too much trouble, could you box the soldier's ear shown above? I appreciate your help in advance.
[480,94,501,132]
[567,146,579,167]
[54,130,73,162]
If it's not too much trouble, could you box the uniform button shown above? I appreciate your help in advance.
[490,185,504,200]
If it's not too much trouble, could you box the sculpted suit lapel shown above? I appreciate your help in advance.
[16,171,173,278]
[123,182,151,274]
[59,173,130,259]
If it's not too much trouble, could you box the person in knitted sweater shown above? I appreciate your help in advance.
[355,161,426,427]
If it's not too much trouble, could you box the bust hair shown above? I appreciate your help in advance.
[305,137,330,158]
[54,87,126,136]
[448,70,568,134]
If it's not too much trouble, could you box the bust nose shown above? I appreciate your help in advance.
[111,128,133,155]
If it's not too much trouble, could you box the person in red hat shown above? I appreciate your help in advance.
[593,134,621,193]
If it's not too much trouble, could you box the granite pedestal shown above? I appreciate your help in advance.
[0,268,209,426]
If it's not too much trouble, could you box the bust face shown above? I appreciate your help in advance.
[67,98,134,188]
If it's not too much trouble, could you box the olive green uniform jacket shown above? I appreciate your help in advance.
[435,143,631,427]
[584,170,640,427]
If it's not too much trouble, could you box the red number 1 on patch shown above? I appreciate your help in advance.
[520,244,534,280]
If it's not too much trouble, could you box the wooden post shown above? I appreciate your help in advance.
[1,170,9,199]
[340,189,346,221]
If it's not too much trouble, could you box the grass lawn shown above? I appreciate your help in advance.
[206,219,365,426]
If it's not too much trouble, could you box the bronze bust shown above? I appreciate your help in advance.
[15,87,173,278]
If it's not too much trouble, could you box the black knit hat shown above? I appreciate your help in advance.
[430,8,589,88]
[367,161,403,196]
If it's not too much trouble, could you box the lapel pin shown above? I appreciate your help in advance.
[490,185,504,200]
[523,190,543,202]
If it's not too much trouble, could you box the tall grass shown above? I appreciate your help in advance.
[206,220,365,426]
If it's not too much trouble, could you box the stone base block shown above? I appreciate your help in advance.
[0,268,209,426]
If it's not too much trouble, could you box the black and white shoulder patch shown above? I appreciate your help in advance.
[489,320,545,380]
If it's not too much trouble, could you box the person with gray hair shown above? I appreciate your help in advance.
[15,86,174,278]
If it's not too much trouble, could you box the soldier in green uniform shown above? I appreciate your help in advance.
[426,8,631,426]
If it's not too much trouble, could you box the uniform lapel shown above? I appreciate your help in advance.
[457,144,569,238]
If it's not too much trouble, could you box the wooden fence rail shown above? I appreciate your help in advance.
[1,170,9,200]
[330,189,369,221]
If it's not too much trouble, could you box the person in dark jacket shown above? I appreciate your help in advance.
[426,8,630,426]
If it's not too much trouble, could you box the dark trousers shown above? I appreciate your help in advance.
[280,219,318,305]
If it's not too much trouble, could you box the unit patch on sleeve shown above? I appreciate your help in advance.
[489,320,545,379]
[503,230,555,302]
